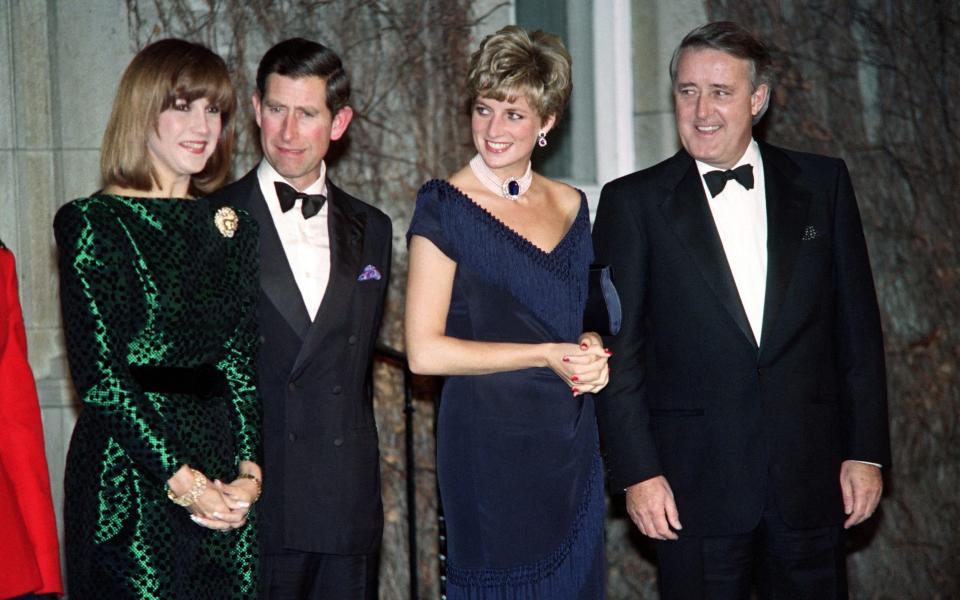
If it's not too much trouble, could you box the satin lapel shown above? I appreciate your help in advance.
[243,176,311,340]
[291,183,366,376]
[758,145,811,355]
[660,160,757,348]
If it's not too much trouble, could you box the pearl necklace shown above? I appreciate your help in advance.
[469,154,532,201]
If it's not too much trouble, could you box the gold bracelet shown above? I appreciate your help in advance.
[167,468,207,507]
[237,472,262,502]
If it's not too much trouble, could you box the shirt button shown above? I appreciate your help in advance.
[333,437,344,447]
[332,385,343,395]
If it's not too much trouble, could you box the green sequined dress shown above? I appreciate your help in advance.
[54,194,261,599]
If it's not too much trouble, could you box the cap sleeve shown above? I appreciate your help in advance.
[406,180,458,262]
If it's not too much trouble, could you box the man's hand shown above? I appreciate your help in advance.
[625,475,682,540]
[840,460,883,529]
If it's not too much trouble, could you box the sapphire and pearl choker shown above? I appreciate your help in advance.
[469,154,532,201]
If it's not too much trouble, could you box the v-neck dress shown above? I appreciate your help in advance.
[408,180,605,599]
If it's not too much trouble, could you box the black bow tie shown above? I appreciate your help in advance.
[703,164,755,197]
[275,181,326,219]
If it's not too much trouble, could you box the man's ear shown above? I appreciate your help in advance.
[252,92,263,128]
[750,84,769,117]
[330,106,354,141]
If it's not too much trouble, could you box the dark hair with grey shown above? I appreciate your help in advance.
[467,25,572,122]
[669,21,773,122]
[256,38,351,114]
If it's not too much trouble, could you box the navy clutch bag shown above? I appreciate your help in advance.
[583,264,622,336]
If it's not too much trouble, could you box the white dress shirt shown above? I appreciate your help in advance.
[257,160,331,321]
[697,139,767,344]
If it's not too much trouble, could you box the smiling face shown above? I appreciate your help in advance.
[674,47,768,169]
[471,93,554,179]
[253,73,353,191]
[146,97,222,191]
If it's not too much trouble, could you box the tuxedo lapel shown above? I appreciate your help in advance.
[660,155,757,348]
[241,172,312,340]
[758,144,811,354]
[291,182,366,376]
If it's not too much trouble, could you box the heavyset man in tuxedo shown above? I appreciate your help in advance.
[593,21,890,598]
[211,38,392,599]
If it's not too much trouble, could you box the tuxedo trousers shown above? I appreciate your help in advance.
[656,487,847,600]
[261,549,378,600]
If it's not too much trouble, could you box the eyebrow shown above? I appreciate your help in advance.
[675,81,736,92]
[264,98,322,112]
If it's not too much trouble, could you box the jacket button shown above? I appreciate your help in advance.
[332,385,343,394]
[333,437,344,447]
[259,335,266,344]
[288,382,297,391]
[288,433,297,442]
[348,335,357,345]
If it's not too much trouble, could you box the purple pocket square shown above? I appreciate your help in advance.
[358,264,382,282]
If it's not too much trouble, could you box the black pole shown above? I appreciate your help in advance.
[403,364,419,600]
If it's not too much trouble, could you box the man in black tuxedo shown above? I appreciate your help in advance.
[210,38,391,599]
[593,21,890,598]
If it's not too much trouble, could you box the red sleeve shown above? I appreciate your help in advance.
[0,249,64,595]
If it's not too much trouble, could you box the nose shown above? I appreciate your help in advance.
[487,113,505,138]
[191,108,211,134]
[280,114,296,141]
[695,95,711,119]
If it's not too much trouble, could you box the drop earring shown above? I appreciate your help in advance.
[537,131,548,147]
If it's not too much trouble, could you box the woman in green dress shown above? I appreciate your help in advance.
[54,39,262,599]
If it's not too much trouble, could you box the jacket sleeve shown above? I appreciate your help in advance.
[831,161,891,467]
[592,179,663,491]
[54,202,186,482]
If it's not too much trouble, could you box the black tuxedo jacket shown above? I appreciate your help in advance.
[593,142,890,536]
[210,168,392,554]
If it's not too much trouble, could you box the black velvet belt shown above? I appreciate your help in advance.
[129,364,228,399]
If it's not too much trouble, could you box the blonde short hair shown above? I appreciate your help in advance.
[467,25,572,122]
[100,39,236,196]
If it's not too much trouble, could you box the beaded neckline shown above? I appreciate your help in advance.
[429,179,586,258]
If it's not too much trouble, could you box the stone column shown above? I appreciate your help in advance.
[0,1,133,587]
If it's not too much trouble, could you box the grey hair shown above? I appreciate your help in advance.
[669,21,774,123]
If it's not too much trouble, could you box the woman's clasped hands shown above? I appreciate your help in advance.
[547,332,611,397]
[167,462,261,531]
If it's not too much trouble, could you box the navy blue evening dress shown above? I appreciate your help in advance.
[408,180,604,599]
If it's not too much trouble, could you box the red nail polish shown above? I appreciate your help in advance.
[580,343,589,350]
[571,387,579,394]
[562,356,570,362]
[571,375,579,382]
[604,348,612,355]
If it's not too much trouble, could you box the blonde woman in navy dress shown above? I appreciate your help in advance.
[406,25,610,599]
